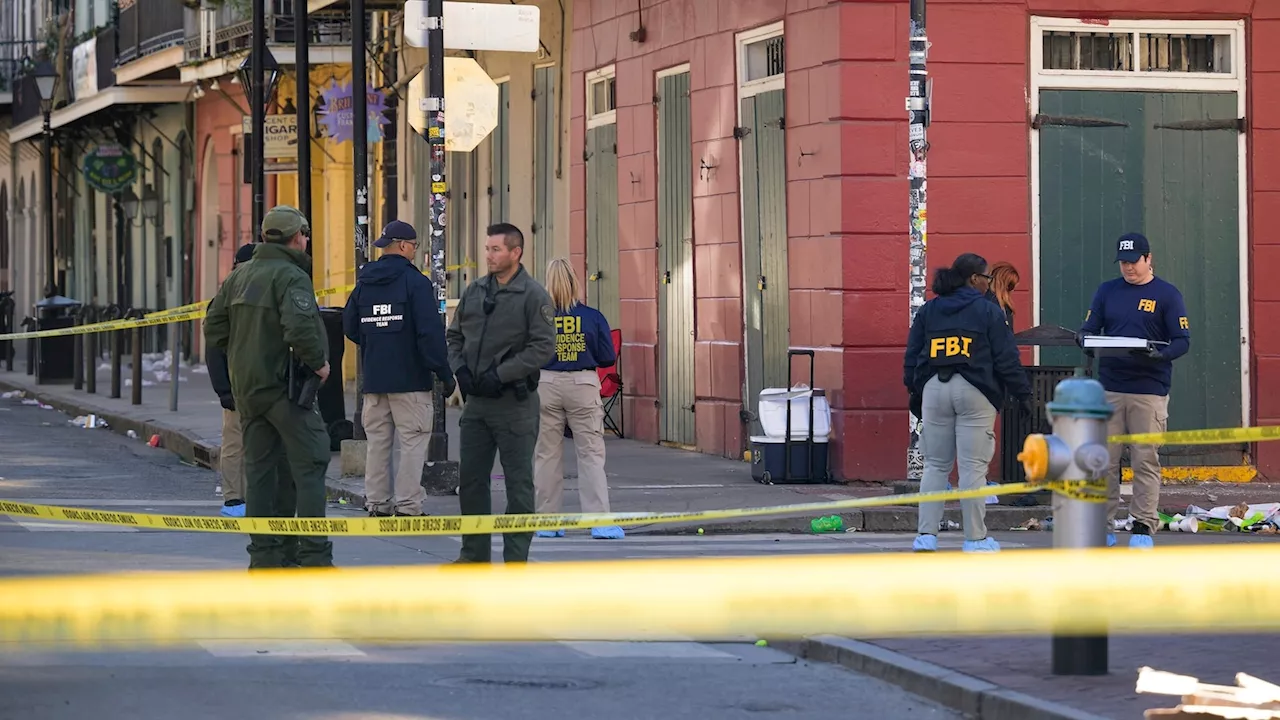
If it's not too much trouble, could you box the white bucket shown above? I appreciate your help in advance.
[758,385,831,440]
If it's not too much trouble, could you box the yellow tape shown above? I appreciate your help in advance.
[0,482,1096,536]
[0,309,210,342]
[1111,425,1280,446]
[3,545,1279,648]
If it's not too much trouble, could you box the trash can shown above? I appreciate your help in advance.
[317,308,352,451]
[997,324,1094,506]
[0,291,14,369]
[34,295,82,383]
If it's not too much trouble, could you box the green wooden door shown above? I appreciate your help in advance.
[1038,89,1241,465]
[532,66,557,280]
[657,71,695,446]
[585,122,620,328]
[489,81,510,224]
[740,89,788,435]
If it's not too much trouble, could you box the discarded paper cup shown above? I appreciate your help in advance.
[148,434,161,448]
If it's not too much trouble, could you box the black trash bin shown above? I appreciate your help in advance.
[317,308,353,451]
[34,295,82,383]
[998,324,1094,506]
[0,291,15,370]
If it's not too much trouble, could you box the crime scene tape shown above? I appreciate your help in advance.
[0,480,1098,537]
[1109,424,1280,446]
[2,545,1279,649]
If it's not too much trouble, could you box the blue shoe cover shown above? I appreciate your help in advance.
[1129,533,1154,549]
[1106,533,1117,547]
[912,534,938,552]
[962,537,1001,553]
[591,525,625,539]
[221,503,246,518]
[535,529,565,538]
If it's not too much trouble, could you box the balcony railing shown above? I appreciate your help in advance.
[0,39,41,94]
[12,28,117,126]
[184,0,357,62]
[116,0,187,67]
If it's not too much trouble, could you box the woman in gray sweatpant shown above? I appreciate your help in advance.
[904,253,1032,553]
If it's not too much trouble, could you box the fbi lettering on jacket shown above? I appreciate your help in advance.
[362,303,404,329]
[554,315,587,362]
[928,333,974,364]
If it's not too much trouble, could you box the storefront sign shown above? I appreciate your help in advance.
[81,143,137,194]
[241,114,299,159]
[317,80,389,144]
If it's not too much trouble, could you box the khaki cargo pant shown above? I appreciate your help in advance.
[220,408,246,502]
[1105,390,1169,533]
[534,369,610,514]
[362,391,431,515]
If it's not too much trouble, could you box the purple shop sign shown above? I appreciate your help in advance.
[317,80,390,145]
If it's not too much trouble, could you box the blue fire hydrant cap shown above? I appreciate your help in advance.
[1044,376,1113,418]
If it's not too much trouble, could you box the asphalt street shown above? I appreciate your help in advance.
[0,395,976,720]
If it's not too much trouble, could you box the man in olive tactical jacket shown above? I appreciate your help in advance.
[204,205,334,569]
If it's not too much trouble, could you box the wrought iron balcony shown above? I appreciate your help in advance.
[0,40,41,94]
[184,0,357,62]
[116,0,187,67]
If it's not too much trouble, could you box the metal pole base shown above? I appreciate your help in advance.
[421,458,459,496]
[1051,635,1108,676]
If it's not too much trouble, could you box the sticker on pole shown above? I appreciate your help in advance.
[403,1,540,52]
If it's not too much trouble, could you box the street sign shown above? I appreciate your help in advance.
[403,0,540,52]
[408,57,499,153]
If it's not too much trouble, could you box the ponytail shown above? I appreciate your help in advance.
[930,252,988,296]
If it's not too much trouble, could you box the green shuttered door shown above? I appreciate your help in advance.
[532,66,557,280]
[740,89,788,434]
[657,71,695,446]
[586,122,620,328]
[1038,89,1241,465]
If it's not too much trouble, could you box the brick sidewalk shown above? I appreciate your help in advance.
[864,633,1280,719]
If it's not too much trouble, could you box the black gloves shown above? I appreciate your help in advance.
[473,368,504,398]
[440,374,458,399]
[908,391,923,420]
[219,394,236,412]
[456,368,474,399]
[1130,346,1165,362]
[1020,395,1035,416]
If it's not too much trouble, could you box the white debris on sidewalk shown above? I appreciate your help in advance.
[1137,666,1280,718]
[1,390,23,399]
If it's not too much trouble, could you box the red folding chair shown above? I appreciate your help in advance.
[599,329,624,438]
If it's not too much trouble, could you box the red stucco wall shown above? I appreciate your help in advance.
[574,0,1279,481]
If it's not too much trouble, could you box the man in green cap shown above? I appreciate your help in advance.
[447,222,556,564]
[204,205,334,569]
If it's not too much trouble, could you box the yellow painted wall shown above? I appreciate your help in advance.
[273,63,389,390]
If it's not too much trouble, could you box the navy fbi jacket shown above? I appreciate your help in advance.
[544,303,617,372]
[342,254,453,395]
[904,286,1032,411]
[1080,276,1190,397]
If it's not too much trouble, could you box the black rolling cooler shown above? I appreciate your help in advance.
[751,349,832,485]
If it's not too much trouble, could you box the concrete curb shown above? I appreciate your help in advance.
[0,378,221,469]
[772,636,1113,720]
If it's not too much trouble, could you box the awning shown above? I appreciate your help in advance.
[9,85,191,144]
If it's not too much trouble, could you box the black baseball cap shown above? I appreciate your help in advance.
[374,220,417,248]
[1115,232,1150,263]
[233,243,256,266]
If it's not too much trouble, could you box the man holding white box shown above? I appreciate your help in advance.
[1078,232,1191,549]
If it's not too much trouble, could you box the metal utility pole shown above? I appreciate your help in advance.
[42,111,55,296]
[421,0,456,492]
[250,0,266,236]
[906,0,929,481]
[380,13,398,224]
[295,0,312,230]
[352,0,370,439]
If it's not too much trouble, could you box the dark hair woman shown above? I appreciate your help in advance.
[904,253,1032,553]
